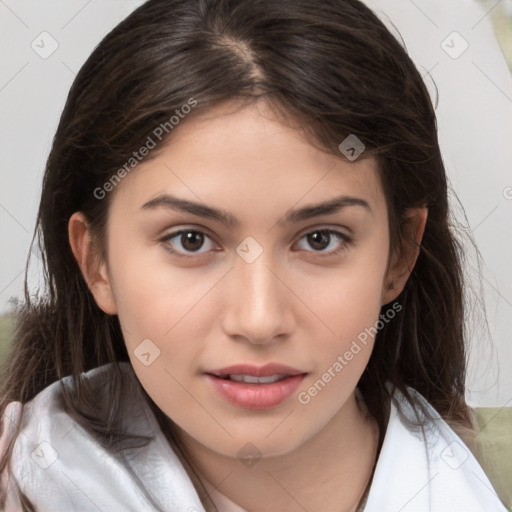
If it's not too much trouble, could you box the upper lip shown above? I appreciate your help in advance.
[206,363,307,378]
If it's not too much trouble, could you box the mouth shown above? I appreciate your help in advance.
[205,363,308,409]
[212,373,291,384]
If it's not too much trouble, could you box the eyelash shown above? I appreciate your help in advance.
[160,228,353,259]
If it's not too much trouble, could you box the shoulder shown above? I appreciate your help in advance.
[0,362,204,511]
[1,362,140,456]
[364,386,507,512]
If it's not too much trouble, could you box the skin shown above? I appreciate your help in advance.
[69,100,427,512]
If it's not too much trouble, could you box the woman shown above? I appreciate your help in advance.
[0,0,507,510]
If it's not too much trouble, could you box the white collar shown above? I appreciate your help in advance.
[2,362,506,511]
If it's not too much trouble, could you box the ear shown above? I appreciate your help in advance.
[68,212,117,315]
[382,207,428,305]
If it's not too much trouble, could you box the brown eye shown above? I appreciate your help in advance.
[307,231,331,250]
[180,231,205,251]
[162,229,218,257]
[296,229,351,255]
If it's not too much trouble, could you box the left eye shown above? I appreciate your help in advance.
[295,229,348,253]
[162,230,218,256]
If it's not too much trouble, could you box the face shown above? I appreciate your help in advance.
[74,100,405,460]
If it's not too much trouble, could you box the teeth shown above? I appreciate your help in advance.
[228,374,287,384]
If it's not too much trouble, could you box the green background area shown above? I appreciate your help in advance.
[479,0,512,72]
[0,313,15,368]
[473,407,512,509]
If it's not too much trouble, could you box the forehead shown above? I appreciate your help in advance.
[109,101,386,221]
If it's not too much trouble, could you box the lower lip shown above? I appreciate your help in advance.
[206,374,306,409]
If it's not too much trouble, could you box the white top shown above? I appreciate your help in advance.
[0,362,507,511]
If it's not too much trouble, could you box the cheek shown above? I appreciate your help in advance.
[294,243,389,412]
[111,268,225,444]
[107,229,217,342]
[105,235,234,420]
[309,280,382,381]
[307,246,388,347]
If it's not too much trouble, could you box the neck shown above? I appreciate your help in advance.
[180,391,379,512]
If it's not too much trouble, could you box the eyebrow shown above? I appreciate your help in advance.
[140,194,372,227]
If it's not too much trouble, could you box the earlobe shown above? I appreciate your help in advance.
[382,207,428,305]
[68,212,118,315]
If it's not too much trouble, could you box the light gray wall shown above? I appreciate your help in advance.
[365,0,512,408]
[1,0,511,407]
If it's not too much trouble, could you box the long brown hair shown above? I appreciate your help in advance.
[1,0,474,509]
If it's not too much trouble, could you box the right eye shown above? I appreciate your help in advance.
[161,229,220,258]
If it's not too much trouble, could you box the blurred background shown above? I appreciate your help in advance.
[480,0,512,69]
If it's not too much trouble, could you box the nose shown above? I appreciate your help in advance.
[221,249,295,345]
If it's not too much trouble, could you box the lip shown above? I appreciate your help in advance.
[205,363,308,410]
[207,363,305,378]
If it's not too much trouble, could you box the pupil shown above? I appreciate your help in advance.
[182,231,204,251]
[308,231,329,250]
